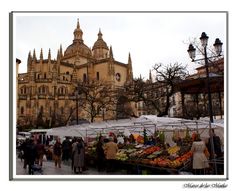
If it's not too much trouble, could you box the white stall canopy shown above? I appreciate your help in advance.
[45,115,224,144]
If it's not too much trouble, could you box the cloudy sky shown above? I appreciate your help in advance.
[14,12,226,79]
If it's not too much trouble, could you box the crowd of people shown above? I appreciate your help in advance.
[17,136,84,174]
[17,128,223,175]
[17,134,120,175]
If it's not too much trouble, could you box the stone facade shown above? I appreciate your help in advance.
[17,20,133,128]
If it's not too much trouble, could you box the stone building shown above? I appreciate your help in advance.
[17,20,133,128]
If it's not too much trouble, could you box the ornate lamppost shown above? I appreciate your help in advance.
[187,32,223,123]
[187,32,223,175]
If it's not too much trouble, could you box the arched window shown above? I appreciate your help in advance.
[20,86,27,94]
[61,107,64,114]
[96,72,100,80]
[38,86,48,94]
[40,106,44,114]
[20,106,24,114]
[83,73,87,82]
[44,73,47,79]
[58,87,66,95]
[42,86,45,94]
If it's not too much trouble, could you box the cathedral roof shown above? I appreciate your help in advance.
[64,42,92,57]
[92,29,109,50]
[64,19,92,58]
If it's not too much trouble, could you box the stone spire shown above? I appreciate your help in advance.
[57,50,60,60]
[108,46,115,76]
[149,70,152,83]
[60,44,63,58]
[48,49,51,61]
[27,51,35,81]
[127,52,133,82]
[27,51,32,73]
[27,51,32,66]
[47,49,51,72]
[73,18,83,42]
[128,52,132,67]
[109,46,114,59]
[56,50,61,74]
[98,28,103,39]
[39,48,43,72]
[40,48,43,61]
[33,49,36,63]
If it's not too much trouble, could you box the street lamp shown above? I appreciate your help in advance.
[188,32,223,175]
[187,32,223,123]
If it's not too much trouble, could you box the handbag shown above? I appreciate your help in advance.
[204,148,210,159]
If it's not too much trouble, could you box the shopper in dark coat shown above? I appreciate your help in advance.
[207,129,223,159]
[96,136,105,171]
[25,138,37,174]
[62,137,71,162]
[53,138,62,168]
[21,138,29,169]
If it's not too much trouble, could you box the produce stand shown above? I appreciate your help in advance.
[43,115,224,175]
[114,160,179,175]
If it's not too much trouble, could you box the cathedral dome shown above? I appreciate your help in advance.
[92,29,109,50]
[64,19,92,57]
[64,41,92,57]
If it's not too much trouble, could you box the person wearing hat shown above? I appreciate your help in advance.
[104,136,118,172]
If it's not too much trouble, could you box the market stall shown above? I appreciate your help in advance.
[44,115,224,175]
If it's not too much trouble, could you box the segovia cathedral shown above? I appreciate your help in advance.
[17,19,134,129]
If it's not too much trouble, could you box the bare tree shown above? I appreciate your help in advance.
[77,80,117,122]
[124,77,163,116]
[153,62,188,116]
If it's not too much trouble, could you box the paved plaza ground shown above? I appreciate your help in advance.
[16,157,121,175]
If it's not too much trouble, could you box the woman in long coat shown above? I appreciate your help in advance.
[191,134,209,175]
[72,137,85,174]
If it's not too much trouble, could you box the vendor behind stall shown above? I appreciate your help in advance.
[104,137,118,172]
